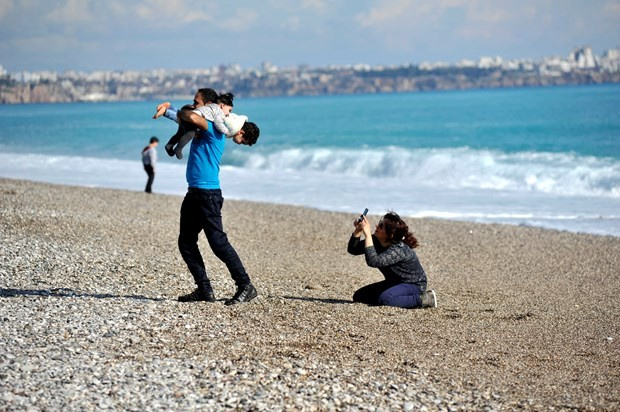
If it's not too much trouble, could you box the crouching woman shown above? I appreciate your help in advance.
[347,212,437,309]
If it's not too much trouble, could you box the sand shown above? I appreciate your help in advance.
[1,177,618,410]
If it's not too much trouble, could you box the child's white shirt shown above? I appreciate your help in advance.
[192,104,229,135]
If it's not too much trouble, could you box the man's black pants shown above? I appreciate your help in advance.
[178,188,250,293]
[144,165,155,193]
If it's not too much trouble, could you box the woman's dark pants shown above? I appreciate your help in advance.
[353,280,422,309]
[178,188,250,293]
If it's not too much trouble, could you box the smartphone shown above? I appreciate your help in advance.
[356,208,369,224]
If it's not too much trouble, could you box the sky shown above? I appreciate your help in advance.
[0,0,619,73]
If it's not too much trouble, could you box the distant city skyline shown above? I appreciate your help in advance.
[0,0,619,73]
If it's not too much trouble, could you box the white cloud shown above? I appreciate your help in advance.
[134,0,214,24]
[217,8,259,31]
[355,0,531,29]
[356,0,461,28]
[0,0,14,19]
[280,15,301,31]
[13,32,82,53]
[1,0,617,72]
[354,0,553,47]
[603,1,620,15]
[467,7,510,24]
[302,0,327,12]
[44,0,96,25]
[354,0,464,54]
[39,0,222,29]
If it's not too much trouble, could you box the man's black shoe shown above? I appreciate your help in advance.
[178,289,215,303]
[225,283,257,306]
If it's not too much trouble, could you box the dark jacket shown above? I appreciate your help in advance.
[347,234,427,292]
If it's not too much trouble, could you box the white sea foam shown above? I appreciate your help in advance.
[234,147,620,198]
[1,151,619,237]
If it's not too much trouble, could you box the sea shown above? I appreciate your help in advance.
[1,84,619,237]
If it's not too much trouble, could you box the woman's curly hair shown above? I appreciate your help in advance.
[380,211,419,249]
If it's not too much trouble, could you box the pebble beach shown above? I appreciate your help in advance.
[1,177,619,411]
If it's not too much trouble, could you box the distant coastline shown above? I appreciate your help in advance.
[1,46,619,104]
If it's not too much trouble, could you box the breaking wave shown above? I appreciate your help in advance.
[228,147,620,198]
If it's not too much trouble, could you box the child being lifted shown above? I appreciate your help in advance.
[153,91,248,159]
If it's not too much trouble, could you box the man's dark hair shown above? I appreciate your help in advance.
[242,122,260,146]
[218,92,234,107]
[149,136,159,144]
[197,88,219,104]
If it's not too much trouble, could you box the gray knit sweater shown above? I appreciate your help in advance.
[347,234,427,291]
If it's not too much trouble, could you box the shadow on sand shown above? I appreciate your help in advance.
[281,295,354,305]
[0,287,165,302]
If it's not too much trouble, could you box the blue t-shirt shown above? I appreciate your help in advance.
[165,107,225,189]
[186,121,225,189]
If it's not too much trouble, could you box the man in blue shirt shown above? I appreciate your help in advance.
[158,88,260,305]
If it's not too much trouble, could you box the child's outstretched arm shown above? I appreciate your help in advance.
[153,102,171,119]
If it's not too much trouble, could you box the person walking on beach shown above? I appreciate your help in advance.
[347,211,437,309]
[155,89,261,305]
[141,136,159,193]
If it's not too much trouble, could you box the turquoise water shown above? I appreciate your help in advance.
[1,85,619,159]
[1,84,619,235]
